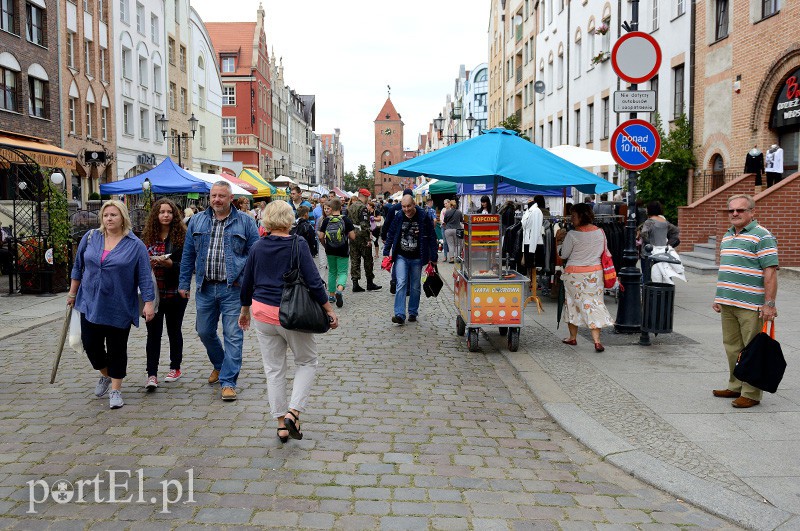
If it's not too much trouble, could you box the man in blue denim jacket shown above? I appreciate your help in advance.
[179,181,259,401]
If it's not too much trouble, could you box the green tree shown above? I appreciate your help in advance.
[499,114,530,141]
[637,112,695,223]
[343,164,374,193]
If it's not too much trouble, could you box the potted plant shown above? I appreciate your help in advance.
[593,23,609,36]
[590,51,611,65]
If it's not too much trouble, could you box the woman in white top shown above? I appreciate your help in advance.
[556,203,614,352]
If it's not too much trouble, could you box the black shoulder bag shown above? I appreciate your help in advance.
[278,236,331,334]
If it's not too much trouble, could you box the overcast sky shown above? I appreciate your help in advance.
[190,0,489,174]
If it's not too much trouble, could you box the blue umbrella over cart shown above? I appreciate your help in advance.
[380,128,619,210]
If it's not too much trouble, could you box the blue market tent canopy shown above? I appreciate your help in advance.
[457,182,570,197]
[100,157,210,195]
[381,128,619,197]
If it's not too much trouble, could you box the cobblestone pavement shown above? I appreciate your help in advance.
[0,264,738,529]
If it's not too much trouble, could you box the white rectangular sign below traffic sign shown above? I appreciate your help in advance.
[613,90,657,113]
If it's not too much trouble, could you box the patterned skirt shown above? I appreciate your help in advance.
[562,271,614,329]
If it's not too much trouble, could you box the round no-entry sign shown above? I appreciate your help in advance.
[611,119,661,171]
[611,31,662,84]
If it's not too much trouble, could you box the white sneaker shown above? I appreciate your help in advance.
[145,376,158,390]
[109,390,124,409]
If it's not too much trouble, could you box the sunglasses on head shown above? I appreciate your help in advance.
[727,208,751,214]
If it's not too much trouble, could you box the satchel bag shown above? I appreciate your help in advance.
[734,321,786,393]
[278,236,331,334]
[601,233,617,289]
[422,263,443,298]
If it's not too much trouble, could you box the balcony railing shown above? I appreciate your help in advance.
[693,169,743,202]
[516,66,522,84]
[222,134,259,150]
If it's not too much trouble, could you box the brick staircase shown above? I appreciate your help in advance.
[679,236,719,275]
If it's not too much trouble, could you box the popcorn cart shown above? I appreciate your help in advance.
[454,214,528,352]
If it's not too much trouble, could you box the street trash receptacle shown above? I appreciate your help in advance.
[641,282,675,334]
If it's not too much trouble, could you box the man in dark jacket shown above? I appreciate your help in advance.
[381,189,413,294]
[383,194,438,325]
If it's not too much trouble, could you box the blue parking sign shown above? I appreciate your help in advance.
[610,119,661,171]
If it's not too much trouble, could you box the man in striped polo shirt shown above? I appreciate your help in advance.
[712,195,778,408]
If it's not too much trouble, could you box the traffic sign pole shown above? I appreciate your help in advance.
[614,0,643,336]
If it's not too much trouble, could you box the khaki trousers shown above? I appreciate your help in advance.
[720,304,764,401]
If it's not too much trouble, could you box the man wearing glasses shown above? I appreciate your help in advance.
[711,195,778,408]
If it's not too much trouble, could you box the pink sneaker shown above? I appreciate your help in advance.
[164,369,182,382]
[145,375,158,390]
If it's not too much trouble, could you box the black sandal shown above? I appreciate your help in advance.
[284,411,303,440]
[277,426,289,443]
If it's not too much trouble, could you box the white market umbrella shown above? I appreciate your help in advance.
[187,171,252,197]
[547,144,669,168]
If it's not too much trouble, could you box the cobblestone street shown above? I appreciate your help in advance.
[0,261,739,530]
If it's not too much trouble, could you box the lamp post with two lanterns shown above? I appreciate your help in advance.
[158,113,199,168]
[433,112,476,145]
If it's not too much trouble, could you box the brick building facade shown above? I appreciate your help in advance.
[374,98,404,197]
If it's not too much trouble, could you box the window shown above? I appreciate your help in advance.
[548,120,553,148]
[673,65,684,118]
[651,0,659,31]
[587,103,594,143]
[198,85,205,110]
[139,108,148,139]
[84,39,92,76]
[539,125,544,146]
[68,98,76,133]
[180,87,186,113]
[602,19,611,52]
[135,2,144,34]
[222,85,235,105]
[98,0,104,19]
[762,0,779,18]
[173,0,178,20]
[123,102,132,134]
[179,45,186,71]
[222,117,236,136]
[138,56,147,87]
[575,41,582,78]
[650,75,659,123]
[153,64,161,93]
[99,48,107,81]
[602,97,609,138]
[221,56,234,73]
[28,77,47,118]
[1,0,16,34]
[557,52,564,88]
[66,33,75,68]
[546,61,553,94]
[119,0,128,23]
[150,14,158,44]
[168,37,175,65]
[169,129,177,155]
[199,125,205,149]
[677,0,685,16]
[101,107,108,139]
[26,2,45,46]
[169,82,175,109]
[1,67,18,112]
[715,0,728,40]
[557,117,563,145]
[539,0,545,31]
[198,55,204,70]
[85,102,93,137]
[574,109,581,145]
[587,30,595,68]
[83,0,91,13]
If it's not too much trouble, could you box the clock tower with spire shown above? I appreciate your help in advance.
[374,90,404,197]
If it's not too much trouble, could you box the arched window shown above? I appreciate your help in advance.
[711,154,725,190]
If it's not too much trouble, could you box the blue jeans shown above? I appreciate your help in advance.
[195,281,244,388]
[394,256,422,318]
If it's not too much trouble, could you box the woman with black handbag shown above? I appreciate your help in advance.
[239,201,338,443]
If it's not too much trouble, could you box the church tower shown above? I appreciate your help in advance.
[374,94,404,197]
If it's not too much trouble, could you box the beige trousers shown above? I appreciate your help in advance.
[720,304,763,401]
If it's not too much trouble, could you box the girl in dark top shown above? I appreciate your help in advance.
[239,201,338,443]
[141,198,187,390]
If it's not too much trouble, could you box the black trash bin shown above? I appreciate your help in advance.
[641,282,675,334]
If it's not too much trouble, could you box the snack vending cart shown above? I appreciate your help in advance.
[453,214,529,352]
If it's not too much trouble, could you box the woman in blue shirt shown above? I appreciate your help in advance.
[68,200,155,409]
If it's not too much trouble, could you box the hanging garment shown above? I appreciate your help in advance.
[744,150,764,185]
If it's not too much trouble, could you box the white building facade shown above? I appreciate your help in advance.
[113,0,168,179]
[188,6,223,174]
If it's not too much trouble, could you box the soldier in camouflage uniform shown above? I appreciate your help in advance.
[348,189,382,292]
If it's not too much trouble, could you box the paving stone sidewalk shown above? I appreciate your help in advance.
[0,261,737,530]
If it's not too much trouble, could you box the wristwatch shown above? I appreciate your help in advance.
[764,300,776,308]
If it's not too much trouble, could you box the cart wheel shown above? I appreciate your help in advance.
[498,327,508,336]
[456,315,466,336]
[508,328,520,352]
[467,329,479,352]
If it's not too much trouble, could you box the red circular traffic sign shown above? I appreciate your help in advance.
[610,119,661,171]
[611,32,662,84]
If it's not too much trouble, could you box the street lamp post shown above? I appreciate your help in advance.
[158,113,199,168]
[433,112,476,144]
[274,156,285,179]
